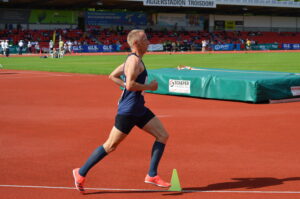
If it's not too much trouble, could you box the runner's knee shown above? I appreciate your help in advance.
[156,132,169,143]
[103,142,119,153]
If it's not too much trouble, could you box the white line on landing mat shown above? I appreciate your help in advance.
[180,67,296,76]
[1,185,300,194]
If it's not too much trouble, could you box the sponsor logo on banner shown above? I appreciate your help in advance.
[103,45,113,52]
[143,0,216,8]
[214,44,233,51]
[88,45,99,52]
[169,79,191,94]
[293,44,300,50]
[291,86,300,96]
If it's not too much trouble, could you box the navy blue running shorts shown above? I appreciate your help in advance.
[114,108,155,134]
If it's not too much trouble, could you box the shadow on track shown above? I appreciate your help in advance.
[0,73,18,75]
[184,177,300,191]
[85,177,300,196]
[165,177,300,196]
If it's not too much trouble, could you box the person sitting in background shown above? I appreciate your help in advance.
[52,48,59,58]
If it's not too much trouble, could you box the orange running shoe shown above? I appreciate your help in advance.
[144,174,171,188]
[72,168,86,194]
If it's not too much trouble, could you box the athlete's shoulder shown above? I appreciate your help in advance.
[127,53,140,62]
[125,54,141,69]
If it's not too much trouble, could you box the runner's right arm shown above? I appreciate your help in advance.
[109,63,125,88]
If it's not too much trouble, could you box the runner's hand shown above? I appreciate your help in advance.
[148,80,158,91]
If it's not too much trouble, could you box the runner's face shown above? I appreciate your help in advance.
[138,32,149,53]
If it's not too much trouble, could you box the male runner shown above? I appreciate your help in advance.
[73,29,170,194]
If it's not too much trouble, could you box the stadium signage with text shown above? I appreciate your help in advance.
[291,86,300,96]
[282,44,300,50]
[143,0,216,8]
[86,11,147,26]
[213,44,241,51]
[72,45,121,53]
[169,79,191,94]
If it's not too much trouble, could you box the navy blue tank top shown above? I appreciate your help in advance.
[117,53,148,116]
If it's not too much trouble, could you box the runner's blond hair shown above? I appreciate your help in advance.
[127,29,144,49]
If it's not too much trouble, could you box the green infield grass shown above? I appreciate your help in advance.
[0,52,300,74]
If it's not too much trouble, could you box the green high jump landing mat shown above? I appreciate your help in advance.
[146,67,300,103]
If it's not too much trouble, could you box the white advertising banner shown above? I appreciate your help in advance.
[169,79,191,94]
[148,44,164,51]
[143,0,216,8]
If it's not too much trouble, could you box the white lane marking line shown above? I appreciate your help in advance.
[0,185,75,190]
[1,185,300,194]
[0,185,165,192]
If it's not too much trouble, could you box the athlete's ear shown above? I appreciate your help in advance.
[134,36,142,46]
[133,39,138,47]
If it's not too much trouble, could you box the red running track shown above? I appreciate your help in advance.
[1,69,300,199]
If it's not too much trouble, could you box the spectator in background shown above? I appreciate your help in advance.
[163,40,167,52]
[4,40,9,57]
[0,40,4,56]
[166,40,172,52]
[18,40,24,55]
[34,42,40,54]
[202,40,207,52]
[52,48,58,58]
[27,41,32,53]
[58,40,64,58]
[171,41,176,52]
[246,39,251,50]
[64,43,68,54]
[209,40,214,51]
[67,40,73,54]
[49,40,54,55]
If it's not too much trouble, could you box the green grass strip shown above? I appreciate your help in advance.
[1,52,300,74]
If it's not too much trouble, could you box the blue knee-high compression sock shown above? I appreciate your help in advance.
[79,145,107,177]
[148,141,166,177]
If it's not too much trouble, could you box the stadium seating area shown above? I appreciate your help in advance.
[1,28,300,52]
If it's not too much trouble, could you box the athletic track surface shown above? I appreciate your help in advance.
[1,53,300,199]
